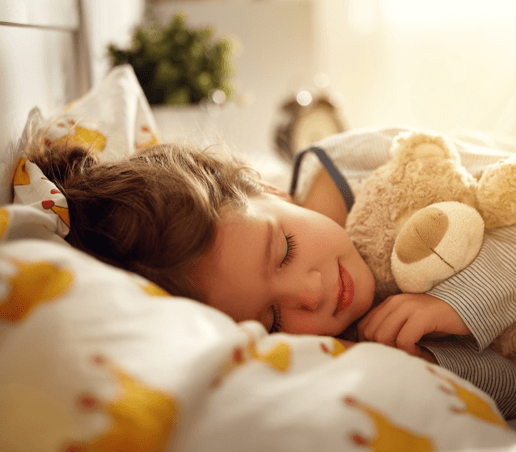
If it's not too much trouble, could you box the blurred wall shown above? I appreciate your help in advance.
[316,0,516,134]
[83,0,516,137]
[148,0,516,141]
[81,0,146,86]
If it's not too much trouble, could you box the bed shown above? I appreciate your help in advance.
[1,2,516,451]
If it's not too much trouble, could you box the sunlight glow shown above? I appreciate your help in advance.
[349,0,378,34]
[296,91,312,106]
[382,0,516,30]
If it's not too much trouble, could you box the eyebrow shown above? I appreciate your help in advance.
[263,221,274,272]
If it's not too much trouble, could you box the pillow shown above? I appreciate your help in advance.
[0,64,160,206]
[0,65,162,246]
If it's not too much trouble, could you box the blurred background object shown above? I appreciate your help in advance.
[274,90,346,161]
[108,13,235,106]
[81,0,516,136]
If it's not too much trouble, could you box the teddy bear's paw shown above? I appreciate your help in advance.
[391,131,461,164]
[478,155,516,228]
[391,201,484,293]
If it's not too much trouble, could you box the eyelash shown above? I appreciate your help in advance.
[269,234,296,334]
[269,305,282,333]
[280,234,297,268]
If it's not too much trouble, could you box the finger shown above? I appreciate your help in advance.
[395,316,433,356]
[356,302,382,330]
[357,297,399,341]
[357,297,393,337]
[364,310,411,347]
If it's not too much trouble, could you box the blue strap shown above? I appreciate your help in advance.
[289,146,355,213]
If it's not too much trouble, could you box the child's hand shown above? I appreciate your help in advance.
[357,293,470,357]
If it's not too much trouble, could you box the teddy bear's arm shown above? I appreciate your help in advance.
[427,225,516,352]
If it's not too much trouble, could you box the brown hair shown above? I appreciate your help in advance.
[26,132,264,300]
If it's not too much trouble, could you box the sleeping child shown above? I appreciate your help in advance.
[26,125,516,419]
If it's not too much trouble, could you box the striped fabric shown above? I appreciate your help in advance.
[292,125,516,205]
[290,147,355,212]
[423,338,516,420]
[428,226,516,351]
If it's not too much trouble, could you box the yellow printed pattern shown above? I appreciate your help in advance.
[41,200,70,228]
[321,338,347,357]
[0,258,73,322]
[135,125,160,151]
[140,281,170,297]
[248,339,291,372]
[0,208,9,239]
[13,157,30,186]
[47,120,106,153]
[428,367,508,429]
[213,337,292,386]
[64,355,179,452]
[344,397,435,452]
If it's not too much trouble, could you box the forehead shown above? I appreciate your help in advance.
[190,195,284,303]
[211,199,271,265]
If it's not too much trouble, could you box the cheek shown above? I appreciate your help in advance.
[279,311,332,336]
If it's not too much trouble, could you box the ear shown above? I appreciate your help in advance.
[259,181,293,203]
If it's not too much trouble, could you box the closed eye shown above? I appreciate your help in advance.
[269,305,283,333]
[280,234,297,267]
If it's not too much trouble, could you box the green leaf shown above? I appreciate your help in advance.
[154,60,182,87]
[107,12,235,105]
[165,87,191,106]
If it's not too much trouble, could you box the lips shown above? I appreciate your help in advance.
[334,263,354,315]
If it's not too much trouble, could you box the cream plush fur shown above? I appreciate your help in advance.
[345,130,516,362]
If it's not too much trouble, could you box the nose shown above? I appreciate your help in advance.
[282,270,323,311]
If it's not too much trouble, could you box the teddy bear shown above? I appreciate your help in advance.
[345,130,516,362]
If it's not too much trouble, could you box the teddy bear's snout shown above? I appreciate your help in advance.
[391,201,484,293]
[394,208,450,265]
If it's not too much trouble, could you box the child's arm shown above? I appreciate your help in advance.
[301,167,348,227]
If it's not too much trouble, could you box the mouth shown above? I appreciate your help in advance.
[334,263,355,316]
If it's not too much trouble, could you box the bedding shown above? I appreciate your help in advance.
[1,65,516,451]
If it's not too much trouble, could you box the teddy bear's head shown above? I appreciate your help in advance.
[345,131,516,305]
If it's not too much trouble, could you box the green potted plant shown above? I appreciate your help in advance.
[108,13,235,106]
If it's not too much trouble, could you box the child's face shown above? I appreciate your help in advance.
[189,193,375,336]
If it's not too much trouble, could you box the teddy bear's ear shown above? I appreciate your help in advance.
[391,131,461,164]
[477,155,516,228]
[391,201,484,293]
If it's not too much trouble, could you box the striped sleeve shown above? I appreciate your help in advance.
[427,225,516,351]
[293,125,515,206]
[451,134,516,178]
[292,126,408,204]
[422,338,516,420]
